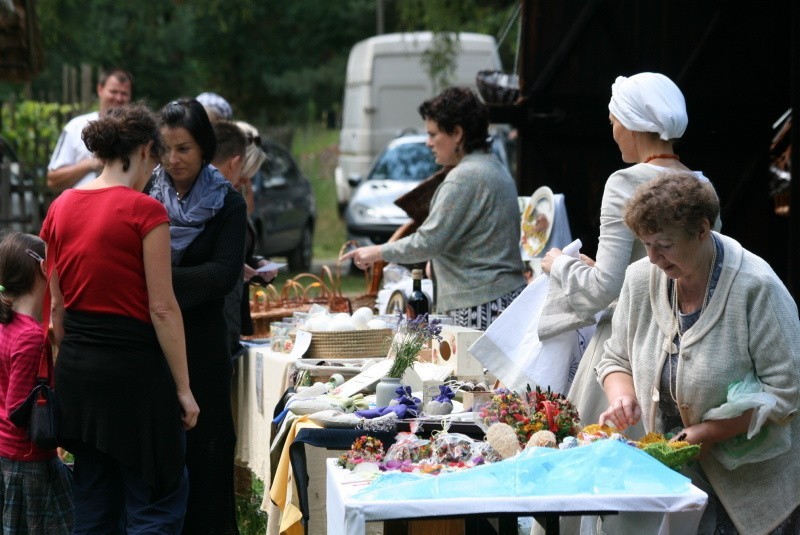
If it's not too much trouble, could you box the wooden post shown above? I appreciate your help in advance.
[80,63,93,109]
[61,64,69,104]
[0,165,10,224]
[68,66,77,106]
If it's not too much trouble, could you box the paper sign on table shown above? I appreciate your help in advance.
[291,330,312,358]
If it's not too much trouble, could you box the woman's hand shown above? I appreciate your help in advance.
[243,263,258,281]
[598,395,641,431]
[178,389,200,430]
[340,245,383,270]
[540,248,562,274]
[541,249,595,274]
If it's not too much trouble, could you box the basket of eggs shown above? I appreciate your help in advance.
[300,307,393,359]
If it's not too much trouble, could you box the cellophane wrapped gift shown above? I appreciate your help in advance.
[429,432,475,464]
[384,432,431,464]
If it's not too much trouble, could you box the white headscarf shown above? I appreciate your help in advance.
[608,72,687,140]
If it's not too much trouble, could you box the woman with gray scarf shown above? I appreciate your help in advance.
[150,98,246,534]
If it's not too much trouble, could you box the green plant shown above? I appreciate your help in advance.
[235,476,268,534]
[387,313,442,378]
[1,100,79,174]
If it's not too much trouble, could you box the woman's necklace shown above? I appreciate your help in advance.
[672,241,717,337]
[668,239,717,402]
[644,153,680,164]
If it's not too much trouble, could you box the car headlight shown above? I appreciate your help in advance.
[349,202,407,225]
[349,202,377,224]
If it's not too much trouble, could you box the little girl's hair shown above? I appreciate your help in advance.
[0,231,46,324]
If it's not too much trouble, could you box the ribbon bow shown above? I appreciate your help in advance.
[393,385,420,417]
[433,385,455,403]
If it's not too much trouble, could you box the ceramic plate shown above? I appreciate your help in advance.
[520,185,555,259]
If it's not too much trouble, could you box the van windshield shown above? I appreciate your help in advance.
[367,142,440,182]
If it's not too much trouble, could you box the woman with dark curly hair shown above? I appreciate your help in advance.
[40,103,199,532]
[343,87,525,329]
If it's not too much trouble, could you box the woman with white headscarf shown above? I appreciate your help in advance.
[537,72,720,437]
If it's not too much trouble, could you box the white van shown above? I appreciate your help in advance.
[335,32,502,213]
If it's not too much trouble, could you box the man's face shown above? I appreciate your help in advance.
[97,76,132,113]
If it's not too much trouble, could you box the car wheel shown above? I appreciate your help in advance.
[287,224,313,272]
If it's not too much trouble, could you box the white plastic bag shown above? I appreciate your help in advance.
[702,372,791,469]
[469,240,596,395]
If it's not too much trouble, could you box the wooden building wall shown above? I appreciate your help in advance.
[500,0,797,295]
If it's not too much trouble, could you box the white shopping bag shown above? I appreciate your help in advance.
[469,240,596,395]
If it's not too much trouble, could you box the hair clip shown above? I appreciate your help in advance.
[25,249,45,263]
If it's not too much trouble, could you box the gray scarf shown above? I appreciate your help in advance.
[150,164,232,265]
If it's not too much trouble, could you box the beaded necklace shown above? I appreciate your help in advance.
[668,240,717,403]
[644,153,680,164]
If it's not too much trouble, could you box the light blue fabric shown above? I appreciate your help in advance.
[150,165,232,264]
[353,440,691,500]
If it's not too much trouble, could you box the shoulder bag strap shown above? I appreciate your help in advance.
[37,256,54,383]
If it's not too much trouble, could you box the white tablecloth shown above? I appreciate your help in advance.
[233,346,300,486]
[326,459,708,535]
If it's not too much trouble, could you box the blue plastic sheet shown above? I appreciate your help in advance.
[353,440,691,501]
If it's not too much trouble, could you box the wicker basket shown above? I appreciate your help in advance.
[301,328,393,359]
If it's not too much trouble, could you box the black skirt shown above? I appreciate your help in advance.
[55,310,184,495]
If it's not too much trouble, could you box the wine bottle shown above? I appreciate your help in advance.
[406,269,429,319]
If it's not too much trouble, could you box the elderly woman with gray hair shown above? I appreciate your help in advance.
[598,171,800,534]
[538,72,721,436]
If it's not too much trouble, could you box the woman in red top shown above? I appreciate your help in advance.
[0,231,73,534]
[40,103,199,534]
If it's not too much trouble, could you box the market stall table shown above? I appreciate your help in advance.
[326,458,708,535]
[232,346,300,489]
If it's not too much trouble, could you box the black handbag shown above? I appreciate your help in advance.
[8,257,59,450]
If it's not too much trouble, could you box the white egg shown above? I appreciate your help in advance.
[351,314,368,330]
[352,307,374,322]
[306,315,331,332]
[367,318,388,329]
[330,315,356,331]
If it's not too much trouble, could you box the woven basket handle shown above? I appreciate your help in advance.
[290,273,333,301]
[280,278,311,305]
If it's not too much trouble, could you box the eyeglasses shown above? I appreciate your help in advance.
[247,134,261,147]
[25,249,44,263]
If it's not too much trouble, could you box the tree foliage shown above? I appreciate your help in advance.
[7,0,518,126]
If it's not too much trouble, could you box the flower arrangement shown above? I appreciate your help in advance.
[524,386,581,442]
[387,313,442,379]
[477,386,580,446]
[337,435,385,470]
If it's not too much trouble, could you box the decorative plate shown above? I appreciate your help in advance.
[520,186,555,259]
